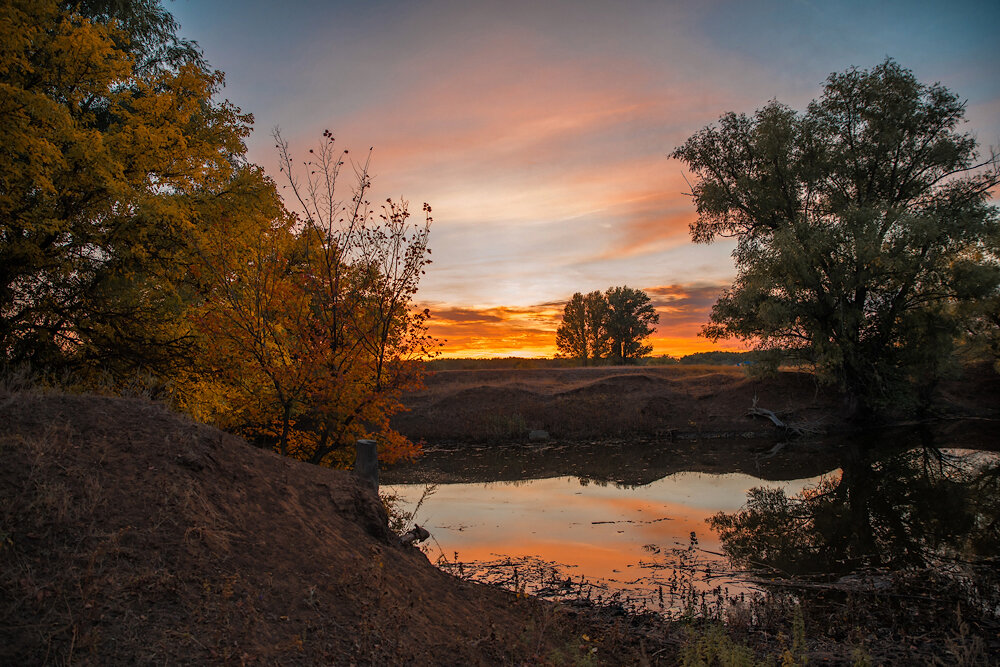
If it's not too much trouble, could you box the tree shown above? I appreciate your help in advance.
[555,290,609,364]
[555,293,588,362]
[0,0,252,379]
[672,60,1000,416]
[186,133,434,467]
[583,291,612,361]
[1,0,436,470]
[605,286,659,364]
[555,287,658,364]
[268,129,433,466]
[184,172,316,456]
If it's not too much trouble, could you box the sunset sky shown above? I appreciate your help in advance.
[171,0,1000,358]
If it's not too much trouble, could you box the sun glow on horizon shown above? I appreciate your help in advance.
[422,282,747,359]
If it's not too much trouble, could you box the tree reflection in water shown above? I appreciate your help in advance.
[712,439,1000,577]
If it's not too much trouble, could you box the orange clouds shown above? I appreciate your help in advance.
[267,31,747,314]
[423,303,563,358]
[422,283,745,358]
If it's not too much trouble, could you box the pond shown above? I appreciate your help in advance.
[384,470,828,610]
[383,424,1000,615]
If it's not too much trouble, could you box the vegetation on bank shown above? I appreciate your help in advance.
[673,59,1000,417]
[423,350,759,370]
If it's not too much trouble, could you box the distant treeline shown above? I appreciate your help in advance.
[424,351,757,371]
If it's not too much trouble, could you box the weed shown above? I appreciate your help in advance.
[381,483,436,535]
[679,623,760,666]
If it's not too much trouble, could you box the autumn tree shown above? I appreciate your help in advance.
[0,0,252,380]
[1,0,437,470]
[672,60,1000,416]
[556,287,658,365]
[182,169,314,455]
[266,130,434,465]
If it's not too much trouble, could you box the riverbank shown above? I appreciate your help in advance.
[391,363,1000,446]
[4,364,997,664]
[0,390,683,664]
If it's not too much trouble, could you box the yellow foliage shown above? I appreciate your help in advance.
[2,1,432,471]
[0,0,251,373]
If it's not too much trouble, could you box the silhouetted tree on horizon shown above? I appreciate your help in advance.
[556,287,659,365]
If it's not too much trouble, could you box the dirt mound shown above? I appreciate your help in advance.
[394,366,846,443]
[559,372,662,396]
[0,391,667,665]
[443,384,543,404]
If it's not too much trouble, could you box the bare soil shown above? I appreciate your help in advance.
[0,391,675,665]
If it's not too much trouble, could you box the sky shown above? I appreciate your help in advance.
[170,0,1000,358]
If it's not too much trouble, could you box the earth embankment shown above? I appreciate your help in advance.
[0,391,664,664]
[392,364,1000,446]
[393,365,845,444]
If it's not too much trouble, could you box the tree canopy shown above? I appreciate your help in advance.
[1,0,435,467]
[672,60,1000,415]
[556,286,659,365]
[0,0,251,376]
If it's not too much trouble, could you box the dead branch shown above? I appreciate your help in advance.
[748,395,822,437]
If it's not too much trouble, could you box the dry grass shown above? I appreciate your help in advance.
[394,365,841,444]
[0,390,689,665]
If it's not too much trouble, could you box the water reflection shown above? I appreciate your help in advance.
[386,425,1000,615]
[382,436,846,488]
[385,470,829,608]
[711,443,1000,577]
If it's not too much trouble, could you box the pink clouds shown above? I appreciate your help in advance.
[170,1,1000,361]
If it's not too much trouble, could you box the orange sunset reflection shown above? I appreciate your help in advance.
[386,471,832,605]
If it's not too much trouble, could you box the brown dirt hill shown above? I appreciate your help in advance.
[0,391,672,665]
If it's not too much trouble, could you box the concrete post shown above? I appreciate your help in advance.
[354,439,379,492]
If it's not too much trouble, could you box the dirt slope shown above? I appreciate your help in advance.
[392,366,846,444]
[392,364,1000,445]
[0,392,668,665]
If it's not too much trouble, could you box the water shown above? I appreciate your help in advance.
[385,469,831,610]
[383,426,1000,613]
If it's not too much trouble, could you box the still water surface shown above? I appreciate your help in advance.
[384,427,1000,611]
[385,469,831,607]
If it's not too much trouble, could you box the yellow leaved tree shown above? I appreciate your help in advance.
[0,0,250,379]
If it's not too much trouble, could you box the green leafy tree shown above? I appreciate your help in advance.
[605,286,659,364]
[672,60,1000,416]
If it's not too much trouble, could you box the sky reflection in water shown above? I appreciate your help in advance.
[385,470,831,601]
